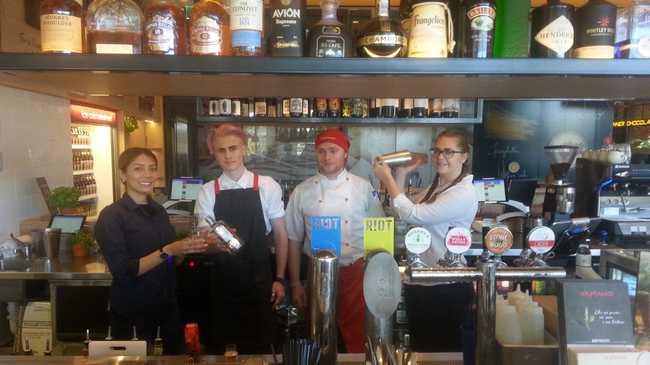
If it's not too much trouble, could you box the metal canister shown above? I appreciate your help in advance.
[308,250,338,365]
[378,150,426,166]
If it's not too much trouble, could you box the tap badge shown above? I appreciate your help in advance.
[527,226,555,255]
[484,226,513,255]
[445,227,472,254]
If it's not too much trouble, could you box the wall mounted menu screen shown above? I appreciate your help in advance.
[558,280,634,347]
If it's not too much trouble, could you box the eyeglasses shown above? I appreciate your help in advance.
[430,148,465,159]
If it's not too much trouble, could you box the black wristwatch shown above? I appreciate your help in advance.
[275,277,285,284]
[159,248,169,261]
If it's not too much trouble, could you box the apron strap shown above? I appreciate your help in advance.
[253,174,259,192]
[214,178,221,194]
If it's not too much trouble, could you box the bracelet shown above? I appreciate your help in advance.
[275,277,285,283]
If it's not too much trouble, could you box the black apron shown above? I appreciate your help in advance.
[209,174,274,354]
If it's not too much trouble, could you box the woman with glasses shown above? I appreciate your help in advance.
[373,128,478,353]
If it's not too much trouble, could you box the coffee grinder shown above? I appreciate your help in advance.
[543,145,579,223]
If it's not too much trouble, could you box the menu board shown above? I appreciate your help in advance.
[558,280,634,350]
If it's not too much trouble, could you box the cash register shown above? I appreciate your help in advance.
[162,177,204,215]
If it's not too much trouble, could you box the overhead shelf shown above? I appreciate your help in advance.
[1,54,650,99]
[196,116,481,125]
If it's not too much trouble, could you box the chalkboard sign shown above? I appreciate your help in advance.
[558,279,634,355]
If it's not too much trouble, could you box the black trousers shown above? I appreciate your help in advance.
[404,283,475,352]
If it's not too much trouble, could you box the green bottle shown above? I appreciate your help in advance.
[493,0,531,57]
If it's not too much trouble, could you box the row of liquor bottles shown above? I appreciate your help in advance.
[205,97,465,118]
[39,0,650,59]
[70,126,91,145]
[73,150,95,171]
[74,174,97,196]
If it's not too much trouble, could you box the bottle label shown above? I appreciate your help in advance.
[630,6,650,58]
[146,13,177,53]
[231,0,264,32]
[191,16,223,55]
[408,3,448,58]
[358,34,408,47]
[95,44,134,54]
[315,26,346,57]
[534,15,574,56]
[255,101,267,115]
[413,98,428,108]
[290,98,303,114]
[467,4,495,32]
[270,0,303,55]
[574,45,614,59]
[40,14,82,53]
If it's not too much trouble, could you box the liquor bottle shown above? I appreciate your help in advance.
[190,0,232,55]
[315,97,328,117]
[267,98,278,117]
[412,98,428,118]
[574,0,616,59]
[408,1,456,58]
[327,98,341,117]
[430,98,443,117]
[290,98,303,117]
[230,0,264,56]
[493,0,530,57]
[626,0,650,58]
[342,98,352,117]
[357,0,408,58]
[381,98,399,118]
[269,0,304,56]
[615,7,630,58]
[143,0,187,55]
[351,98,365,118]
[461,0,496,58]
[307,0,351,57]
[370,98,381,117]
[152,326,164,356]
[442,98,459,118]
[86,0,144,54]
[531,0,575,58]
[400,0,412,41]
[302,99,310,117]
[400,98,413,118]
[40,0,83,54]
[232,99,242,116]
[254,98,267,116]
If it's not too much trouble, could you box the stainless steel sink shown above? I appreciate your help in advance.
[0,258,32,272]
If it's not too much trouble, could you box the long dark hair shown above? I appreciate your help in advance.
[419,128,471,204]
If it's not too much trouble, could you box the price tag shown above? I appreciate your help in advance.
[310,216,341,256]
[404,227,431,255]
[527,226,555,254]
[445,227,472,254]
[484,226,513,255]
[364,217,394,255]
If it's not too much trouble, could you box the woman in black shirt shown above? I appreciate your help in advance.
[95,148,207,354]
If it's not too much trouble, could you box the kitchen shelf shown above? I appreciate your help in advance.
[72,169,93,176]
[78,194,97,201]
[72,144,92,150]
[196,116,481,125]
[1,54,650,99]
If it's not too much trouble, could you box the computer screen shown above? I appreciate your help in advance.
[473,179,507,202]
[49,215,85,234]
[170,178,204,201]
[506,178,538,207]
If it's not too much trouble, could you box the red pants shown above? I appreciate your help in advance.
[337,259,366,353]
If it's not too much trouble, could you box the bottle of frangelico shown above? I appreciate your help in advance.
[269,0,304,56]
[531,0,575,58]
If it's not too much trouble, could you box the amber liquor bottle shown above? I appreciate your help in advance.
[190,0,233,55]
[86,0,144,54]
[143,0,187,55]
[40,0,83,53]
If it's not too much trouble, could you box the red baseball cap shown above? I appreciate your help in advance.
[315,128,350,153]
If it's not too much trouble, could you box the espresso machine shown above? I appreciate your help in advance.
[543,145,580,224]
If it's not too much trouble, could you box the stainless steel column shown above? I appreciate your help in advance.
[308,250,338,365]
[476,259,497,365]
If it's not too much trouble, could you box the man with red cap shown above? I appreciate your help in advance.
[285,128,385,353]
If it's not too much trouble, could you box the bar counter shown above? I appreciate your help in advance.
[0,353,463,365]
[0,256,110,280]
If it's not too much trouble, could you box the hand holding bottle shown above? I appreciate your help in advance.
[165,236,208,256]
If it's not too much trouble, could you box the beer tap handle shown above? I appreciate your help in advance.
[131,326,138,341]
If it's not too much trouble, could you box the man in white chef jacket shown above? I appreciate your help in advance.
[285,128,385,353]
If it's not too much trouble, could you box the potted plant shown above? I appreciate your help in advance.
[70,229,94,257]
[48,186,82,215]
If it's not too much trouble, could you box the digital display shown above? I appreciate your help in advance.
[170,178,203,201]
[49,215,85,234]
[473,179,507,202]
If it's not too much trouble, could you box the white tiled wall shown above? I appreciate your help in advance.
[0,86,72,241]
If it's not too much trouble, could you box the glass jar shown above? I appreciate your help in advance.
[142,0,187,55]
[86,0,144,54]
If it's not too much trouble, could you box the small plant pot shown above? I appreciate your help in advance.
[72,244,88,257]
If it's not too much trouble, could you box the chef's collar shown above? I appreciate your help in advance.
[318,168,348,188]
[219,168,251,188]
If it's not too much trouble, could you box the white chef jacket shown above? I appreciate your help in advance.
[194,169,285,234]
[285,169,386,265]
[392,174,478,266]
